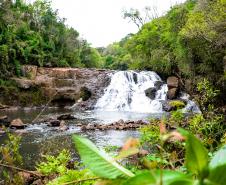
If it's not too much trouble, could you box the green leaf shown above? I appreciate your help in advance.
[178,128,209,177]
[209,145,226,169]
[207,165,226,185]
[207,145,226,185]
[72,135,134,179]
[123,170,193,185]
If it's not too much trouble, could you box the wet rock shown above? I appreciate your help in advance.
[12,78,35,89]
[59,120,69,131]
[162,100,186,112]
[0,103,10,109]
[167,88,178,100]
[32,179,44,185]
[145,87,157,100]
[48,119,61,127]
[79,119,147,131]
[162,101,173,112]
[57,113,76,120]
[80,87,92,101]
[167,76,179,89]
[0,115,10,127]
[154,81,164,90]
[10,119,27,129]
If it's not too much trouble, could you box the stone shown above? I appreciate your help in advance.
[48,119,61,127]
[80,87,92,101]
[59,120,69,131]
[10,119,27,129]
[167,76,179,89]
[12,78,35,89]
[32,179,44,185]
[0,115,10,127]
[0,103,10,109]
[162,101,173,112]
[145,87,157,99]
[57,114,76,120]
[167,88,178,100]
[154,81,164,90]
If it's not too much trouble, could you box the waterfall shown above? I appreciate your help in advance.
[95,71,168,113]
[95,70,200,113]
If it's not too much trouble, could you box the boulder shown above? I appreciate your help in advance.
[48,119,61,127]
[162,100,186,112]
[59,120,69,131]
[57,114,76,120]
[80,87,92,101]
[167,76,179,89]
[10,119,27,129]
[145,88,157,100]
[12,78,35,89]
[0,115,10,127]
[154,81,164,90]
[167,88,178,100]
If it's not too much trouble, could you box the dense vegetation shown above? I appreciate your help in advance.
[0,0,103,80]
[101,0,226,103]
[0,0,226,184]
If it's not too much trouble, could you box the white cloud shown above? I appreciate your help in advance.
[48,0,186,47]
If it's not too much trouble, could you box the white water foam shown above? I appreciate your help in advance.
[95,71,200,113]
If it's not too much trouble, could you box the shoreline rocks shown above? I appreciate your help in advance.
[10,118,27,129]
[81,119,148,131]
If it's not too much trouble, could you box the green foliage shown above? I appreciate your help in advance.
[0,79,48,106]
[73,135,135,179]
[72,131,226,185]
[179,128,209,179]
[196,78,220,112]
[48,169,95,185]
[169,100,185,110]
[36,149,70,175]
[0,0,103,80]
[170,110,184,123]
[0,130,23,185]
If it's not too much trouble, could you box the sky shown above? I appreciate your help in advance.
[36,0,186,47]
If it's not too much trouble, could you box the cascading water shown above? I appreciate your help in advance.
[95,71,168,113]
[95,71,200,113]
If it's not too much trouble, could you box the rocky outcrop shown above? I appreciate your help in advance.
[167,76,180,100]
[145,87,157,99]
[10,118,27,129]
[12,66,112,109]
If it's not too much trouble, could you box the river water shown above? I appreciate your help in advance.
[0,71,199,169]
[0,108,163,169]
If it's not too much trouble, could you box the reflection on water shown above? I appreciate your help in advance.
[0,108,165,169]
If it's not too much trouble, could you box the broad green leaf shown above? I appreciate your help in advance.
[209,145,226,169]
[207,165,226,185]
[123,170,193,185]
[178,128,209,177]
[206,145,226,185]
[73,135,134,179]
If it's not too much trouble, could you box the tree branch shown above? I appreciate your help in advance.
[0,163,43,178]
[62,177,100,185]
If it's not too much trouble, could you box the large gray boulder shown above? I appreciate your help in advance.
[145,87,157,100]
